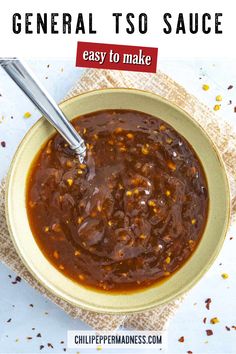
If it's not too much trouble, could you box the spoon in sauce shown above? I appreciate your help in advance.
[0,58,86,163]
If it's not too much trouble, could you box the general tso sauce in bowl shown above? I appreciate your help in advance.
[6,89,230,313]
[26,110,209,292]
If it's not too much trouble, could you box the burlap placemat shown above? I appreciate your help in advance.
[0,69,236,331]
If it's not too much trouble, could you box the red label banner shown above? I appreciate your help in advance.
[76,42,158,73]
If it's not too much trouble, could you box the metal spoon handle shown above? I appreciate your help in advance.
[0,58,86,162]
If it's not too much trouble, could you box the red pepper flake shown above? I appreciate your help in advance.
[232,325,236,330]
[228,85,233,90]
[203,317,207,324]
[230,237,233,240]
[11,276,21,284]
[39,345,44,350]
[6,318,12,323]
[206,329,213,336]
[225,326,231,331]
[37,333,42,337]
[234,107,236,113]
[1,141,6,148]
[187,351,193,354]
[27,337,32,340]
[178,336,185,342]
[205,298,211,310]
[47,343,54,348]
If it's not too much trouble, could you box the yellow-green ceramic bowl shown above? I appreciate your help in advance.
[6,89,230,314]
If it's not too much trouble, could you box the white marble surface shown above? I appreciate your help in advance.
[0,59,235,354]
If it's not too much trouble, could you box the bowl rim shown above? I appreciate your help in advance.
[5,87,231,314]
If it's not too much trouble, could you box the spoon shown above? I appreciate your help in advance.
[0,58,86,163]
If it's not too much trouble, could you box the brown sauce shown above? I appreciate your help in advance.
[26,110,209,292]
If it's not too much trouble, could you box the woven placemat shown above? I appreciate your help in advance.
[0,69,236,331]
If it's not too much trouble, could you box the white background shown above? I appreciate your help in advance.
[0,58,235,354]
[0,0,236,59]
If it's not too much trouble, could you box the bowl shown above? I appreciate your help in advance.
[6,88,230,314]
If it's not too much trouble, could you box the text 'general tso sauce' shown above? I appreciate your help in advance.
[26,110,208,292]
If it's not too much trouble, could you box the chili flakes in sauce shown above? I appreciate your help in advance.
[26,110,208,292]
